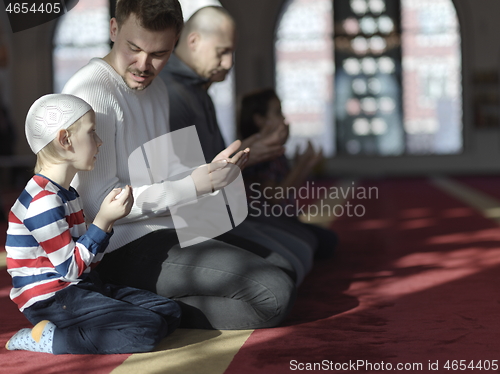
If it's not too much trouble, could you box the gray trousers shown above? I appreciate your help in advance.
[231,218,314,285]
[96,229,296,330]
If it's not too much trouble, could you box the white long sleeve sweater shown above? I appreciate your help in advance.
[63,58,198,252]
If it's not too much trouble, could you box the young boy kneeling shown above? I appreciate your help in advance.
[5,94,181,354]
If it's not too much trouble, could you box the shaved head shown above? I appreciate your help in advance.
[181,6,235,41]
[175,6,236,81]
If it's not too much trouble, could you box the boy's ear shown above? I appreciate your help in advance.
[56,129,71,149]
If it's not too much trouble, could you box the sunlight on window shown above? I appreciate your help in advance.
[275,0,335,157]
[53,0,110,93]
[276,0,462,157]
[401,0,462,155]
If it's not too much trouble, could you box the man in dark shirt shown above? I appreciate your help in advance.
[160,6,287,163]
[160,6,322,285]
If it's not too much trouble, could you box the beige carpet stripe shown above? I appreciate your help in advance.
[431,177,500,223]
[110,329,253,374]
[0,251,6,269]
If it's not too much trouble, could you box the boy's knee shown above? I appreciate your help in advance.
[136,316,172,351]
[163,300,182,334]
[135,302,182,350]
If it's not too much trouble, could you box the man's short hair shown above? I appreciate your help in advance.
[115,0,183,34]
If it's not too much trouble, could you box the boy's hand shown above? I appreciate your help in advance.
[94,185,134,232]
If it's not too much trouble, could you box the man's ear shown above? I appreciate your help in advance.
[56,129,71,150]
[187,32,200,51]
[109,18,118,42]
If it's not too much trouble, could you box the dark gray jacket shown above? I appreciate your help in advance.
[159,53,226,162]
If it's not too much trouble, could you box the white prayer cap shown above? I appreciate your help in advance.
[25,94,92,154]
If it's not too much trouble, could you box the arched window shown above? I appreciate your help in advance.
[275,0,462,156]
[275,0,335,156]
[400,0,462,155]
[52,0,111,93]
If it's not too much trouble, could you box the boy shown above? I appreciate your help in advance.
[5,94,181,354]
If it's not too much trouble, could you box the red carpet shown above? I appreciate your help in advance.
[1,178,500,373]
[226,178,500,373]
[455,176,500,200]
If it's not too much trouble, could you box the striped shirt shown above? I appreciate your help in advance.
[5,175,112,311]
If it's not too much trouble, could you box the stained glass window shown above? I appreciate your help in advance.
[53,0,111,93]
[275,0,462,156]
[334,0,404,156]
[401,0,462,154]
[275,0,335,157]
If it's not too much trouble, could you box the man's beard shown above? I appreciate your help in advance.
[124,68,153,90]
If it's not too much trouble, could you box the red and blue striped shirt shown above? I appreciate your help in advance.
[5,175,112,311]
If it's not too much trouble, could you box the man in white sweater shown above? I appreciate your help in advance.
[62,0,296,329]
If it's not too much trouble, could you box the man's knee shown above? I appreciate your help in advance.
[250,269,297,329]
